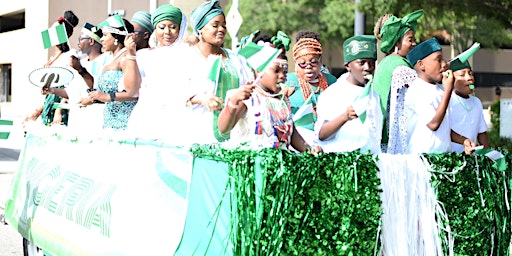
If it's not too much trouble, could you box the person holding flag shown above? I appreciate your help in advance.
[405,38,476,154]
[285,30,337,147]
[87,15,137,130]
[448,57,489,153]
[24,10,79,127]
[217,42,321,154]
[181,0,253,144]
[314,35,382,154]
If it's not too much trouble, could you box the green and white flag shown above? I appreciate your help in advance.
[41,24,68,49]
[96,14,127,35]
[0,119,13,139]
[293,95,315,127]
[353,75,373,123]
[475,148,507,172]
[238,42,280,73]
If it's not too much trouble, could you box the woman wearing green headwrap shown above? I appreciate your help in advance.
[149,4,188,48]
[372,9,423,153]
[182,0,253,143]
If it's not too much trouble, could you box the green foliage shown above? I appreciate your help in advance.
[191,145,511,255]
[488,100,512,152]
[236,0,511,53]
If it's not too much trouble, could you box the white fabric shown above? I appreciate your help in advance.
[449,93,487,153]
[406,78,451,154]
[314,73,382,154]
[66,53,112,132]
[127,44,198,144]
[386,66,417,154]
[224,89,293,150]
[377,153,447,256]
[128,45,252,145]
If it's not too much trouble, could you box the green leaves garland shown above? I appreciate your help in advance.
[191,145,511,255]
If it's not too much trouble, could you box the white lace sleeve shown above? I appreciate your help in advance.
[386,66,417,154]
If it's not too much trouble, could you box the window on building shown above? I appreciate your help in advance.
[0,64,12,102]
[0,9,25,33]
[474,72,512,87]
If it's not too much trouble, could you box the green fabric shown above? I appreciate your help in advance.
[372,54,411,143]
[151,4,182,28]
[213,50,240,142]
[406,38,442,66]
[41,93,68,126]
[450,58,472,72]
[343,35,377,64]
[131,11,154,33]
[287,72,337,131]
[271,31,291,51]
[379,9,424,54]
[190,0,224,36]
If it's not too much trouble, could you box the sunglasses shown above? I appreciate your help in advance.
[133,30,146,34]
[78,36,91,41]
[297,60,320,69]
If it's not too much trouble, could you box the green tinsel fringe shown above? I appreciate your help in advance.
[191,144,511,255]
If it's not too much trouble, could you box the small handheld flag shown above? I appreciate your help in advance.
[449,42,480,64]
[41,24,68,49]
[0,119,13,140]
[238,42,280,73]
[96,14,127,35]
[293,95,315,127]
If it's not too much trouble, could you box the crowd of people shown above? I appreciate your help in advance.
[24,1,489,155]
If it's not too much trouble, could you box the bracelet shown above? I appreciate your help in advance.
[109,92,116,102]
[227,100,238,109]
[78,67,87,76]
[125,55,137,60]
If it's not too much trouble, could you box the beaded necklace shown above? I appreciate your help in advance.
[455,93,475,112]
[254,85,292,144]
[299,74,328,102]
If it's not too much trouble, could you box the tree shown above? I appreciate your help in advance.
[235,0,512,54]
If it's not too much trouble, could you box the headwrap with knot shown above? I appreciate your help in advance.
[151,4,183,28]
[190,0,224,37]
[379,9,423,54]
[131,11,154,34]
[271,31,291,52]
[293,38,322,60]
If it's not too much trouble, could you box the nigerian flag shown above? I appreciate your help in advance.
[41,24,68,49]
[451,42,480,63]
[0,119,13,139]
[293,95,315,127]
[97,14,125,30]
[475,148,507,171]
[238,42,280,73]
[353,81,372,123]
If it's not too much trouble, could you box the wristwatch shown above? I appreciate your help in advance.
[78,67,87,76]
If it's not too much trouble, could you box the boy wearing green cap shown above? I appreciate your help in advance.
[405,38,476,154]
[314,35,382,153]
[449,59,489,153]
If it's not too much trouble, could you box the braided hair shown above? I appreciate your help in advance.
[56,10,79,52]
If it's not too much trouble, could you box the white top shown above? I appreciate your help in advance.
[314,73,382,153]
[225,88,293,150]
[449,92,487,153]
[127,44,252,145]
[405,78,451,154]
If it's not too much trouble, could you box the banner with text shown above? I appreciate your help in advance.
[4,134,193,255]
